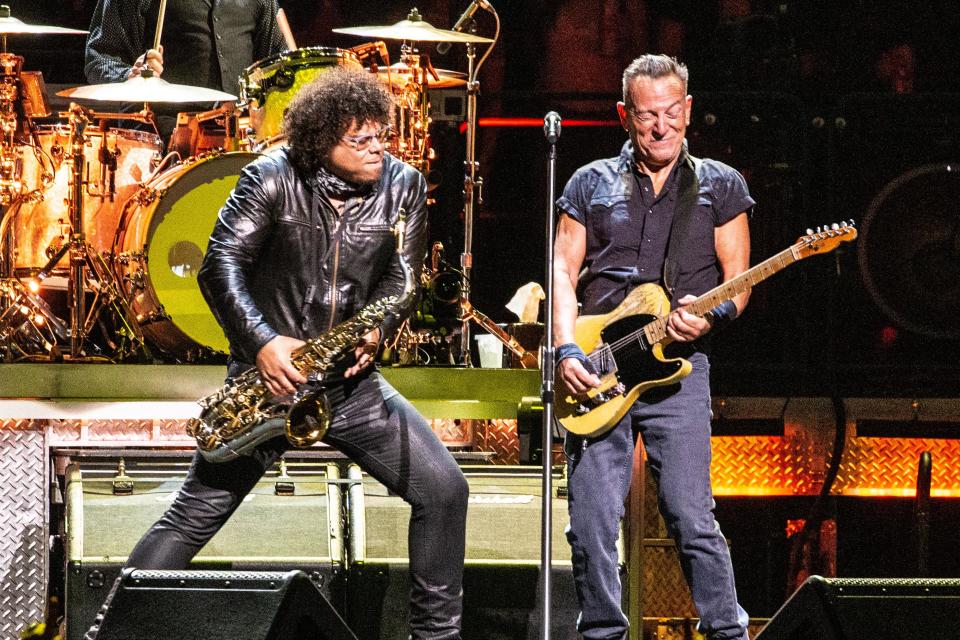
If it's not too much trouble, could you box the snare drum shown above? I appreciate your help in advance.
[5,125,162,275]
[168,105,245,159]
[241,47,362,142]
[114,151,260,359]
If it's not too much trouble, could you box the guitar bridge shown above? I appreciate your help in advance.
[594,382,626,404]
[568,345,624,416]
[589,343,618,378]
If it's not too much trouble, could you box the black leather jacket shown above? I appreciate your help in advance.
[198,147,427,364]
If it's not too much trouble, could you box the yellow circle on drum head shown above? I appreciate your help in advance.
[146,152,261,354]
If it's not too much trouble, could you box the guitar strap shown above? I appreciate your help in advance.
[662,145,702,302]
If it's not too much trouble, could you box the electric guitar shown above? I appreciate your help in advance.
[556,222,857,437]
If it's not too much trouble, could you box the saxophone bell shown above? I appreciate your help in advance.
[285,388,332,447]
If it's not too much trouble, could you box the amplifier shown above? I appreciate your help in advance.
[64,458,345,640]
[347,464,583,565]
[344,464,624,640]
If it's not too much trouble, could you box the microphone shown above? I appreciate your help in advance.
[544,111,561,144]
[437,0,488,55]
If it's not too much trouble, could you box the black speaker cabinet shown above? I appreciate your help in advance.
[64,459,345,640]
[757,575,960,640]
[344,464,622,640]
[95,568,355,640]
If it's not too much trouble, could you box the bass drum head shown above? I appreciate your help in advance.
[128,152,261,357]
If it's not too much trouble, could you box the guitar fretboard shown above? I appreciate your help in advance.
[641,244,801,346]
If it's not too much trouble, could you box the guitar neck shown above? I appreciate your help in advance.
[644,244,801,344]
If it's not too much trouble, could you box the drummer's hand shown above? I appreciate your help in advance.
[256,335,307,396]
[129,46,164,79]
[345,328,381,378]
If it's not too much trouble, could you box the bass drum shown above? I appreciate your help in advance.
[114,151,261,360]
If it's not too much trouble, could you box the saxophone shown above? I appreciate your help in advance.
[186,213,416,463]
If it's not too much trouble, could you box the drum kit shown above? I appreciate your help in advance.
[0,5,526,367]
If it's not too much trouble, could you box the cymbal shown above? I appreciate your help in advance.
[376,62,466,88]
[334,17,494,44]
[57,76,237,103]
[0,15,87,35]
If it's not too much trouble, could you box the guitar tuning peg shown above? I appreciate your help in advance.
[831,222,840,230]
[805,228,814,235]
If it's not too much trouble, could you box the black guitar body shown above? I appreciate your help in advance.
[600,313,686,392]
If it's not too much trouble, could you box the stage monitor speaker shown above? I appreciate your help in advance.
[64,458,345,640]
[756,575,960,640]
[95,568,356,640]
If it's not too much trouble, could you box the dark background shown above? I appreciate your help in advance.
[10,0,960,397]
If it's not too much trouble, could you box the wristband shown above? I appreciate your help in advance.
[555,342,595,373]
[706,299,738,331]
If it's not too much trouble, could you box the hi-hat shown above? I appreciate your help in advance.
[0,13,87,35]
[58,75,237,103]
[334,15,493,44]
[376,62,466,88]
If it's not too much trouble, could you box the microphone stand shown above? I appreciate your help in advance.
[539,111,561,640]
[454,1,499,365]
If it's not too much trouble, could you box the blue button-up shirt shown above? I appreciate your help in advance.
[557,140,755,315]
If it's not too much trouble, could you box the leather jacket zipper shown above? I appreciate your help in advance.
[327,216,346,330]
[328,229,341,330]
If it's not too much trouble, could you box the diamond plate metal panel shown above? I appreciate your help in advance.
[711,435,822,496]
[429,418,475,448]
[83,419,153,441]
[476,419,519,464]
[641,541,696,618]
[0,421,46,639]
[156,418,193,441]
[47,418,196,447]
[834,436,960,496]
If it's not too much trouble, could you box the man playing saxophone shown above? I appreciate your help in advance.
[84,68,469,640]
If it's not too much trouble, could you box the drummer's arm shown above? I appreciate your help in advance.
[84,0,148,84]
[258,0,288,58]
[198,160,282,362]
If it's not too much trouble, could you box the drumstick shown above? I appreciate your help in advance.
[276,8,297,50]
[151,0,168,51]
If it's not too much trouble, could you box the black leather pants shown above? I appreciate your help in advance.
[121,371,468,640]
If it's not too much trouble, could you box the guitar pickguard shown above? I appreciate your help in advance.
[558,313,692,437]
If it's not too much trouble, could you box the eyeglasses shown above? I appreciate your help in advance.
[340,125,393,152]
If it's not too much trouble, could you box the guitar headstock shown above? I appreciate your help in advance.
[795,220,858,258]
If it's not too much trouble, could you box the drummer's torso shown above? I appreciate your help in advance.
[143,0,270,92]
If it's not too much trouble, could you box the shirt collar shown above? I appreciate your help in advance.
[617,139,694,176]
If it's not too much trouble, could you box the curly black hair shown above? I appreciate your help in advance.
[283,66,394,174]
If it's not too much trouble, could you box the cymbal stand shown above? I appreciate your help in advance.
[30,103,147,359]
[455,1,499,365]
[0,42,66,359]
[390,44,433,175]
[0,43,25,212]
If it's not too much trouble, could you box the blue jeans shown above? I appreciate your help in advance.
[564,352,748,640]
[123,371,468,640]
